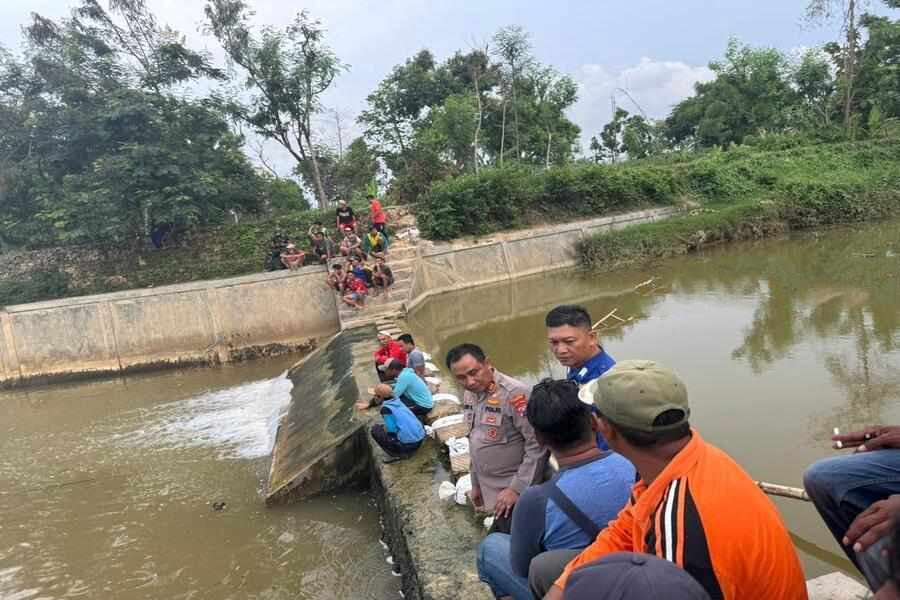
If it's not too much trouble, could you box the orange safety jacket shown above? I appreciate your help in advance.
[556,430,808,600]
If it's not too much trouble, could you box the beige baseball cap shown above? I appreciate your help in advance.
[578,360,690,433]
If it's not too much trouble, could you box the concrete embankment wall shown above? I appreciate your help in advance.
[406,207,681,312]
[0,266,339,387]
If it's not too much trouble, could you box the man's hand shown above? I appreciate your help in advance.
[494,487,519,519]
[834,426,900,452]
[543,584,564,600]
[844,495,900,552]
[469,486,483,509]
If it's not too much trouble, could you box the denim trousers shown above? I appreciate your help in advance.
[476,533,532,600]
[803,449,900,589]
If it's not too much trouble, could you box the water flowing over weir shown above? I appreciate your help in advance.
[267,325,379,503]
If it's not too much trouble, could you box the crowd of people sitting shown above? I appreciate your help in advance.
[357,304,900,600]
[264,195,396,311]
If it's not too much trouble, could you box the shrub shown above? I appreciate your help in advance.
[0,270,72,306]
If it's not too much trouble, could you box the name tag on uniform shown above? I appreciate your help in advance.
[484,405,502,414]
[481,412,503,427]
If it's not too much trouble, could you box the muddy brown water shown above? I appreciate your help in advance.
[408,220,900,581]
[0,355,398,600]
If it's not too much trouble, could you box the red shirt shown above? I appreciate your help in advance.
[347,276,368,294]
[370,200,387,225]
[374,340,407,366]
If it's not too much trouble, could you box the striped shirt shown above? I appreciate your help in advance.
[555,430,808,600]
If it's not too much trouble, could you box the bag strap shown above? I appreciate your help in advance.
[546,453,610,541]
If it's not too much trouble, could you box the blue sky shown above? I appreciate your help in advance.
[1,0,841,172]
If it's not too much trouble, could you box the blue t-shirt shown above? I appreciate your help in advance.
[509,452,636,578]
[393,367,433,409]
[566,350,616,384]
[568,350,616,451]
[381,398,426,444]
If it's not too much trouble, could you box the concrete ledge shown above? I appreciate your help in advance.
[806,572,870,600]
[368,435,491,600]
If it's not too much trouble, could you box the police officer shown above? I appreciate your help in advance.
[446,343,547,526]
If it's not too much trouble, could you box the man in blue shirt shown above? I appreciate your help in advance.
[376,358,434,418]
[546,305,617,451]
[476,379,635,600]
[369,396,426,463]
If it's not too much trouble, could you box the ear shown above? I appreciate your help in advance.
[594,414,614,441]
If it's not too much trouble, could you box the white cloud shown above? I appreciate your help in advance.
[569,57,715,147]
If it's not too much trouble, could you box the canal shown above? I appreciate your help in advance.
[0,355,397,600]
[408,219,900,580]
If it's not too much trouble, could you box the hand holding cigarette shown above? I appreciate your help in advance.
[833,426,900,452]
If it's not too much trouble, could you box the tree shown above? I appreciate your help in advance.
[790,48,838,129]
[205,1,346,207]
[806,0,865,135]
[522,65,579,167]
[295,137,379,202]
[0,1,261,247]
[493,26,533,161]
[854,7,900,130]
[591,108,629,163]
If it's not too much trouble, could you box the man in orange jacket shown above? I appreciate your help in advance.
[531,360,808,600]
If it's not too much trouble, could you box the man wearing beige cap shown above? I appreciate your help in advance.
[533,360,808,600]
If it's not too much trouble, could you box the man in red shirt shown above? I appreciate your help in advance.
[368,194,388,236]
[374,331,407,382]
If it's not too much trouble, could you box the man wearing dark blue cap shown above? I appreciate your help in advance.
[563,553,710,600]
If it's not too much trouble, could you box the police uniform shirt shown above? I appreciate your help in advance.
[463,369,547,512]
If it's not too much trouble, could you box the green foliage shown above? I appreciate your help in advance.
[0,271,71,306]
[261,177,309,212]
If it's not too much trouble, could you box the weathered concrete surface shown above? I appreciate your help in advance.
[806,572,870,600]
[267,325,379,503]
[368,435,491,600]
[406,207,681,312]
[0,266,339,387]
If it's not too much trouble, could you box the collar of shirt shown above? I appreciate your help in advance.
[567,350,615,384]
[630,429,704,520]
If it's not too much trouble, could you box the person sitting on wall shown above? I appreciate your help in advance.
[310,231,335,264]
[374,331,407,382]
[341,272,368,310]
[476,378,635,600]
[397,334,426,378]
[371,358,434,420]
[363,225,389,260]
[308,220,331,240]
[804,425,900,594]
[349,255,374,287]
[358,385,426,464]
[279,242,306,270]
[326,262,345,293]
[335,199,357,233]
[340,227,365,260]
[372,256,394,297]
[530,360,808,600]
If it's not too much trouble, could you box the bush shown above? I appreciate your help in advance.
[0,270,72,306]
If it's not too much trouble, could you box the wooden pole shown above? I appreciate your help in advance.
[756,481,810,502]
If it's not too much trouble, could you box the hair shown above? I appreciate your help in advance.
[367,193,375,199]
[331,263,343,271]
[314,220,322,225]
[545,305,593,330]
[445,343,486,369]
[603,409,691,448]
[526,380,594,451]
[369,224,377,232]
[397,334,414,345]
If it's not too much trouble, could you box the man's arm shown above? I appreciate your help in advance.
[509,488,547,578]
[553,499,636,591]
[380,406,397,434]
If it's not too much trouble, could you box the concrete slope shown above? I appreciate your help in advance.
[266,324,378,503]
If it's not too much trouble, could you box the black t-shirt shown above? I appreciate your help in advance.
[336,206,355,224]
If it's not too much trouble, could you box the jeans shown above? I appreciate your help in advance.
[803,449,900,590]
[369,425,421,457]
[528,549,581,600]
[476,533,531,600]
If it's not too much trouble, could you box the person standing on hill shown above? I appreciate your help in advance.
[368,194,387,236]
[531,360,808,600]
[335,199,356,233]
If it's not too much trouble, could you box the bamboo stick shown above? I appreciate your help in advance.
[634,279,654,291]
[756,481,810,502]
[592,309,619,330]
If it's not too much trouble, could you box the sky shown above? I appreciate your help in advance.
[0,0,842,174]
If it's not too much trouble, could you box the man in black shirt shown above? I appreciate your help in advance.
[335,199,356,233]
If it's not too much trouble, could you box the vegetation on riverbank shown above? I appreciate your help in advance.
[578,138,900,270]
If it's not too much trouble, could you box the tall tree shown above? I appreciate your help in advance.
[493,26,532,161]
[205,1,345,207]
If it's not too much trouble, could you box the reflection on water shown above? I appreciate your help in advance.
[408,220,900,580]
[0,356,396,600]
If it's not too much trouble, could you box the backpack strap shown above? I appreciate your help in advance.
[546,452,611,541]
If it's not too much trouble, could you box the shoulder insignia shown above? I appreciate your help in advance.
[511,394,528,416]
